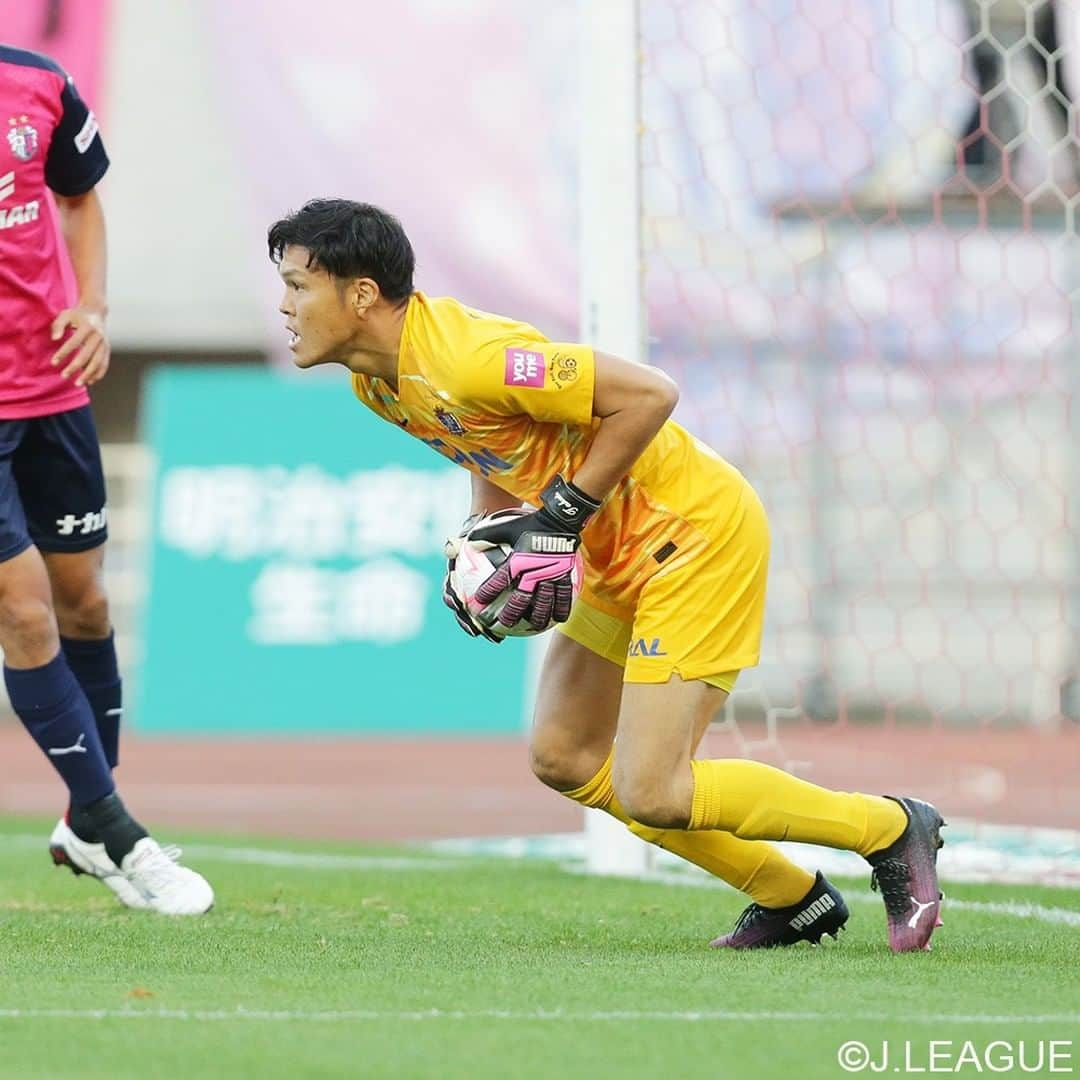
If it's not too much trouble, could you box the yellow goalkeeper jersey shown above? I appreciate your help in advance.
[351,292,763,618]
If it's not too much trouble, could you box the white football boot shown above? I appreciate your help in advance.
[49,817,150,909]
[121,837,214,916]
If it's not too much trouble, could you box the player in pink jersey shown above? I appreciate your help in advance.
[0,45,211,914]
[269,199,945,953]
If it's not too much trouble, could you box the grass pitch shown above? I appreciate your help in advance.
[0,815,1076,1080]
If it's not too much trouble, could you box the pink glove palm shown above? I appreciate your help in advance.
[473,542,581,629]
[469,475,599,632]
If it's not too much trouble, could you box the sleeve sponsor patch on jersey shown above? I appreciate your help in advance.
[549,351,580,387]
[504,348,546,389]
[74,111,98,154]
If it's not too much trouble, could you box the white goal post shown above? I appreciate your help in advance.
[577,0,652,875]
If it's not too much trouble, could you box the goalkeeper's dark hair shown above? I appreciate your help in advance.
[267,199,415,303]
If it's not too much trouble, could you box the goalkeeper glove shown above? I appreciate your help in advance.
[443,514,503,643]
[469,475,600,631]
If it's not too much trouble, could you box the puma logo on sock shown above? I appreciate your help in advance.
[48,733,87,757]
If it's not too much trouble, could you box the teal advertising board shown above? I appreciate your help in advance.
[137,368,529,734]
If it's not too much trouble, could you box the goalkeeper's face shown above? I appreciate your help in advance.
[277,245,360,369]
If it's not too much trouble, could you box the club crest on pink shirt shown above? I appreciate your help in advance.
[504,348,545,389]
[7,116,38,162]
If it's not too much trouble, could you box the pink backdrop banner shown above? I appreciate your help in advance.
[202,0,581,364]
[201,1,985,367]
[0,0,112,112]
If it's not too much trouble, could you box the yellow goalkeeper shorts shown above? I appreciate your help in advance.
[557,486,770,690]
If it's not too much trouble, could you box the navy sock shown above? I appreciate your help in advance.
[5,652,115,808]
[61,633,122,770]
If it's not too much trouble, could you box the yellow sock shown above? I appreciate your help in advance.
[688,759,907,857]
[562,752,815,908]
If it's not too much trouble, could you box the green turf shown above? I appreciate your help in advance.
[0,816,1076,1080]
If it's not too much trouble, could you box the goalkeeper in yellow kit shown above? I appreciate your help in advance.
[268,199,945,952]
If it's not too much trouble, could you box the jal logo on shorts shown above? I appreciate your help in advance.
[505,348,545,389]
[628,638,667,657]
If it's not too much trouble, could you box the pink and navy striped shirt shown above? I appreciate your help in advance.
[0,45,108,418]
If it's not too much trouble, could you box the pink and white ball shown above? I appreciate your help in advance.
[451,509,585,639]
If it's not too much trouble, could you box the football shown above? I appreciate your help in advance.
[451,508,585,638]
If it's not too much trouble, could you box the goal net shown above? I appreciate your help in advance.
[579,0,1080,885]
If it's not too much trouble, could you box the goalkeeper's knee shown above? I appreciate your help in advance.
[533,744,615,809]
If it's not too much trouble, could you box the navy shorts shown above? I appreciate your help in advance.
[0,405,108,562]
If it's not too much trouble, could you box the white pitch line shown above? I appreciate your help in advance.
[0,1008,1076,1024]
[9,835,470,872]
[10,835,1080,926]
[817,889,1080,930]
[626,868,1080,928]
[180,846,462,872]
[866,895,1080,929]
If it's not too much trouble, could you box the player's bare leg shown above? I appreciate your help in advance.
[0,546,65,668]
[44,546,110,637]
[529,632,623,793]
[614,674,944,952]
[530,635,841,946]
